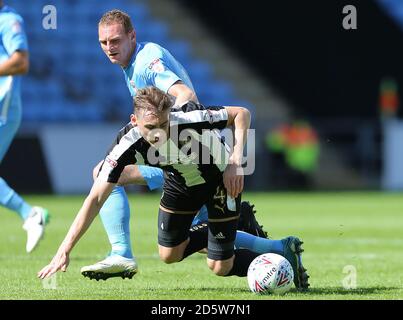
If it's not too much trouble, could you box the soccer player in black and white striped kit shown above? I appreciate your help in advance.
[38,87,308,285]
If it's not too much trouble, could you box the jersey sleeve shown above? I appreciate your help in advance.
[98,147,137,184]
[139,45,182,93]
[143,57,182,93]
[97,128,142,183]
[1,16,28,55]
[200,106,229,130]
[174,102,229,131]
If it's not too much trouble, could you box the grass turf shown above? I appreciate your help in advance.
[0,192,402,300]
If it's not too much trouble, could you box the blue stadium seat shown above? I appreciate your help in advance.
[186,60,214,90]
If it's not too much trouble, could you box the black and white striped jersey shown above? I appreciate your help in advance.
[98,102,231,187]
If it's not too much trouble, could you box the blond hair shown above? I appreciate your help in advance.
[99,9,134,33]
[134,87,172,115]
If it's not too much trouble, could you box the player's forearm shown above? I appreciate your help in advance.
[58,182,114,254]
[0,51,29,76]
[168,82,199,105]
[174,90,198,106]
[230,108,251,165]
[58,196,103,254]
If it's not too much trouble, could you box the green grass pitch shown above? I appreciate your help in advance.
[0,192,402,300]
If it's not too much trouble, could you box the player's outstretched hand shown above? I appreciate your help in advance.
[223,163,244,198]
[37,251,70,279]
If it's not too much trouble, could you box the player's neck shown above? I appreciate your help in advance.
[121,43,136,69]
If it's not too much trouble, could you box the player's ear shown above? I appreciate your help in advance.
[130,114,137,126]
[130,30,136,42]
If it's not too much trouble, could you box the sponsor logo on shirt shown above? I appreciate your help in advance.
[148,58,165,73]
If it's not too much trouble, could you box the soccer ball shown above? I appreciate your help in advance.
[247,253,294,295]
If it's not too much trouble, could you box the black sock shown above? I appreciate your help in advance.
[226,249,261,277]
[181,223,208,260]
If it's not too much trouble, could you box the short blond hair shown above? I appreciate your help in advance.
[134,87,172,116]
[99,9,134,33]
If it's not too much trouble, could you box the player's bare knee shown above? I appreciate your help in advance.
[207,260,233,276]
[158,247,183,264]
[159,252,181,264]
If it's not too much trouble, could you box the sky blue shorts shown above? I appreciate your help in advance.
[137,165,165,191]
[0,114,20,163]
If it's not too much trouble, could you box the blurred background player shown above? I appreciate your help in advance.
[0,1,49,253]
[80,10,302,281]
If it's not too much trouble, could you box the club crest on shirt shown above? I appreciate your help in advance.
[148,58,165,73]
[11,21,22,34]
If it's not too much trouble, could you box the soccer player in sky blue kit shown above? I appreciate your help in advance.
[80,10,305,282]
[0,1,49,253]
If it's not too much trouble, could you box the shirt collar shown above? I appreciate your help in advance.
[123,42,142,71]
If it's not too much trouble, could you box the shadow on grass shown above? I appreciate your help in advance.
[143,286,399,297]
[142,287,251,295]
[295,286,399,296]
[145,287,247,292]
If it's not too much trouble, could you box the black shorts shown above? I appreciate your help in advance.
[160,172,220,212]
[158,176,241,261]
